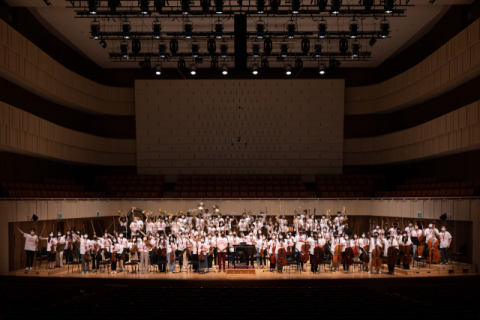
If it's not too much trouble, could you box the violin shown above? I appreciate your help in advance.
[161,247,166,257]
[111,249,117,262]
[300,242,310,263]
[259,242,265,258]
[49,240,56,254]
[170,251,174,260]
[333,244,343,264]
[130,244,138,255]
[277,247,287,267]
[85,250,91,261]
[200,244,205,261]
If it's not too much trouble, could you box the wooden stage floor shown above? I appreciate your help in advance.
[9,263,477,281]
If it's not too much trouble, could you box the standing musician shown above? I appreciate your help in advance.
[138,234,153,274]
[383,232,399,275]
[110,236,120,274]
[424,221,440,242]
[275,234,286,273]
[55,231,65,268]
[228,231,240,267]
[129,218,140,239]
[341,233,353,274]
[216,232,228,272]
[166,234,177,273]
[155,217,168,236]
[71,232,91,273]
[145,218,155,235]
[368,232,382,274]
[439,225,452,265]
[118,216,128,238]
[268,235,276,271]
[38,231,57,270]
[359,233,370,272]
[333,211,344,231]
[404,221,415,237]
[64,230,74,264]
[307,232,321,274]
[398,231,412,270]
[319,214,330,232]
[198,236,209,273]
[206,233,216,271]
[182,233,192,270]
[16,227,38,271]
[294,230,308,271]
[330,232,341,272]
[410,223,423,262]
[255,230,266,269]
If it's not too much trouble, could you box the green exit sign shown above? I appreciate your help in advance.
[417,212,422,218]
[58,213,62,219]
[96,211,100,217]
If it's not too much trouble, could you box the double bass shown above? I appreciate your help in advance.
[312,245,324,266]
[386,239,398,267]
[427,232,441,263]
[333,243,343,264]
[400,238,412,265]
[270,244,276,264]
[276,244,287,267]
[300,239,310,263]
[343,241,354,267]
[371,238,382,269]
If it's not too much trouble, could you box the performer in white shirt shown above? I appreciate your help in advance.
[216,232,228,272]
[39,231,57,270]
[383,233,399,275]
[71,232,91,273]
[358,233,370,272]
[398,231,412,270]
[368,232,382,274]
[439,225,452,265]
[424,222,440,242]
[16,227,38,271]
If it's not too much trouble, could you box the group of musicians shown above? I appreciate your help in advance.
[16,209,453,276]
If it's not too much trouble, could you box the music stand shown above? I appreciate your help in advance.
[411,237,423,268]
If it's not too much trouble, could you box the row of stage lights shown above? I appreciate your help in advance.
[86,0,398,16]
[117,37,365,59]
[152,57,329,76]
[91,18,390,42]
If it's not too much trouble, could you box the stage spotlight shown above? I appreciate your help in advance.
[349,19,358,39]
[285,63,292,75]
[99,39,107,49]
[331,0,340,14]
[178,56,186,70]
[122,21,131,39]
[181,0,190,14]
[369,36,377,47]
[295,58,303,70]
[301,38,310,55]
[158,42,167,57]
[132,39,141,54]
[88,0,97,14]
[287,21,296,39]
[140,0,150,14]
[215,0,223,14]
[170,38,179,54]
[120,41,129,58]
[222,63,228,75]
[314,41,322,57]
[90,21,100,39]
[190,63,197,75]
[440,213,448,221]
[154,0,164,12]
[220,41,228,57]
[184,22,193,39]
[252,42,260,57]
[256,0,265,13]
[351,41,360,57]
[380,20,390,38]
[152,21,161,39]
[291,0,300,14]
[280,43,288,57]
[252,63,259,75]
[256,21,265,39]
[318,0,327,10]
[319,63,326,75]
[215,21,224,39]
[191,42,199,58]
[32,214,38,221]
[108,0,119,12]
[339,38,348,54]
[207,38,216,55]
[318,20,327,38]
[363,0,373,11]
[155,64,162,75]
[384,0,394,13]
[263,37,272,54]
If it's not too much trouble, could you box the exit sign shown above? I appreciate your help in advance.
[417,212,422,218]
[58,213,62,219]
[96,211,100,217]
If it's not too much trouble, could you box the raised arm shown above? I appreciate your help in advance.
[16,226,26,235]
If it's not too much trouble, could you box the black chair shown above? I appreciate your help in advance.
[451,245,467,264]
[153,261,167,273]
[98,251,112,273]
[34,247,48,269]
[285,256,302,273]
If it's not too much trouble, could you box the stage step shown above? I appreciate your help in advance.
[15,268,66,277]
[430,263,477,274]
[381,265,438,275]
[226,269,256,275]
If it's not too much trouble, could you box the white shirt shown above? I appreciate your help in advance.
[275,240,286,254]
[359,238,369,248]
[24,234,38,251]
[424,228,439,242]
[294,234,306,252]
[130,222,139,233]
[156,221,167,232]
[382,238,399,256]
[439,231,452,248]
[369,238,382,253]
[217,237,228,252]
[80,238,90,255]
[307,237,319,255]
[397,236,412,246]
[146,222,155,234]
[404,226,415,237]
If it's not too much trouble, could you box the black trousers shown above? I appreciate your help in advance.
[341,252,350,271]
[296,252,304,268]
[191,254,199,271]
[207,253,213,268]
[213,248,218,265]
[26,250,35,268]
[440,247,449,262]
[387,264,395,274]
[310,254,318,272]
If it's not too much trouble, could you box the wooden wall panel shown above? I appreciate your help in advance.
[344,99,480,165]
[135,80,344,175]
[0,20,134,116]
[345,18,480,115]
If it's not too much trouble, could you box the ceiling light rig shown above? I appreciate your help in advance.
[71,0,409,73]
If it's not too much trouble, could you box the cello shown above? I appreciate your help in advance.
[276,245,287,267]
[270,243,276,264]
[427,229,441,263]
[333,243,343,265]
[416,221,425,258]
[312,245,324,266]
[371,237,382,270]
[399,238,412,266]
[343,240,354,269]
[386,238,398,269]
[300,235,310,263]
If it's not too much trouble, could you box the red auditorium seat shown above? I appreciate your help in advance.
[338,192,346,197]
[459,188,467,196]
[273,192,282,198]
[453,182,461,188]
[335,186,343,191]
[189,192,198,198]
[173,192,181,198]
[180,192,189,198]
[421,190,428,197]
[406,191,413,197]
[21,183,28,189]
[290,191,298,198]
[222,192,231,198]
[264,185,272,191]
[433,190,440,196]
[230,191,239,197]
[207,192,215,198]
[239,192,247,198]
[41,190,48,197]
[124,192,132,198]
[132,192,141,198]
[141,192,150,198]
[346,191,355,197]
[150,192,159,198]
[329,192,338,198]
[248,192,256,198]
[466,188,475,196]
[426,190,434,196]
[355,192,363,197]
[327,186,335,191]
[282,192,290,198]
[320,192,329,198]
[318,186,327,192]
[452,189,460,196]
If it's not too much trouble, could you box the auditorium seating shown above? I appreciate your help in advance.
[172,175,307,198]
[315,174,386,198]
[1,179,92,198]
[385,178,479,197]
[94,175,165,198]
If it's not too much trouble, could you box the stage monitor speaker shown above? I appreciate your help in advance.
[32,214,38,221]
